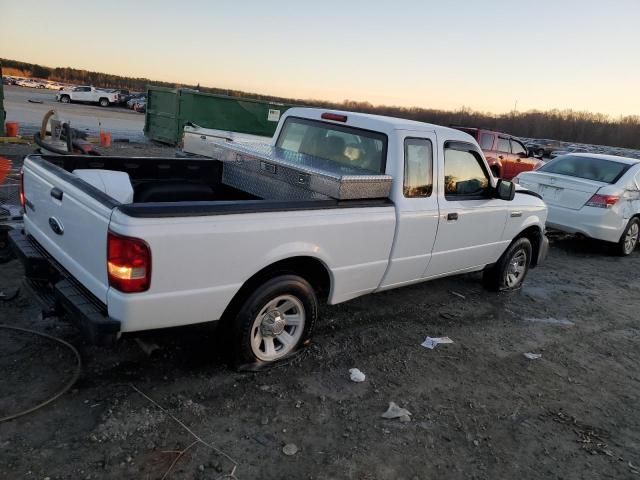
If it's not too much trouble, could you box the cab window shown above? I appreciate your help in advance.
[444,146,490,198]
[403,138,433,198]
[497,138,510,153]
[479,133,494,150]
[511,140,527,156]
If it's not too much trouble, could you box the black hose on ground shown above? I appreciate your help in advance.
[0,325,82,423]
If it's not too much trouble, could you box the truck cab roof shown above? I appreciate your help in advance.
[280,108,477,144]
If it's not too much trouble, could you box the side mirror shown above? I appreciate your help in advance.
[495,179,516,201]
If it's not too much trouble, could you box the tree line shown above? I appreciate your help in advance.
[2,57,639,149]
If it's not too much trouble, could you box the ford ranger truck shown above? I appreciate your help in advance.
[10,108,549,368]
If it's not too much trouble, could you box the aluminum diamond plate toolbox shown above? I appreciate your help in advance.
[209,142,392,200]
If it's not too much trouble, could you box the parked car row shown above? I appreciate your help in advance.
[3,76,70,90]
[4,75,146,110]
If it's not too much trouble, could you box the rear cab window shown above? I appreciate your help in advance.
[539,155,632,184]
[276,117,388,174]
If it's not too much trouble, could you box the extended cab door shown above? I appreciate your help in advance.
[426,141,509,277]
[379,132,440,289]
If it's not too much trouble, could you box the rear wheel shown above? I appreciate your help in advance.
[617,218,639,256]
[230,275,317,368]
[483,237,532,291]
[99,98,110,107]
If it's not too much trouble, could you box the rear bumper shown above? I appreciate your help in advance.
[546,204,624,243]
[8,229,120,344]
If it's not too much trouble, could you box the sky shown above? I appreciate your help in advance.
[1,0,639,117]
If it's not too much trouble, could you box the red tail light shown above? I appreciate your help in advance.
[19,170,25,210]
[321,112,347,122]
[107,231,151,293]
[585,194,619,209]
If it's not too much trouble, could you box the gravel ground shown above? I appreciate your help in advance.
[1,142,639,480]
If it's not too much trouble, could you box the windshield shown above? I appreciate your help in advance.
[539,155,631,183]
[275,117,387,174]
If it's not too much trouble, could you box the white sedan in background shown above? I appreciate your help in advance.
[514,153,640,256]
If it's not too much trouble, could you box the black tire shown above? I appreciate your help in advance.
[616,218,639,256]
[98,98,109,107]
[483,237,532,291]
[229,275,317,368]
[60,95,70,104]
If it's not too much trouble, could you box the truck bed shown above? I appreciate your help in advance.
[31,154,392,217]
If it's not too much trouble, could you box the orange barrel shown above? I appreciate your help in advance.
[5,122,19,137]
[99,131,111,148]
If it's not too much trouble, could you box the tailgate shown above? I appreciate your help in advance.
[22,158,115,302]
[518,172,604,210]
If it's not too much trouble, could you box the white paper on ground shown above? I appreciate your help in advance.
[349,368,366,382]
[421,336,454,349]
[523,352,542,360]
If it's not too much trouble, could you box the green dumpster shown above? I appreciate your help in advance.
[144,86,294,145]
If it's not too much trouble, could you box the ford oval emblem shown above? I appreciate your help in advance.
[48,217,64,236]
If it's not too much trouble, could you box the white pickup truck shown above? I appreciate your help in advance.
[10,108,548,367]
[55,86,119,107]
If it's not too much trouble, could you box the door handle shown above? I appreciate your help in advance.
[50,187,63,201]
[447,212,459,221]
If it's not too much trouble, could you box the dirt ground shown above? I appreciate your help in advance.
[1,143,640,480]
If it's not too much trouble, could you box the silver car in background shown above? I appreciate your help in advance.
[515,154,640,256]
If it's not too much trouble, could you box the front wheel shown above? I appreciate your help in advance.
[617,218,639,256]
[60,95,70,104]
[230,275,317,368]
[483,237,532,291]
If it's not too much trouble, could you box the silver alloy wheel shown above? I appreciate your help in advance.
[250,294,305,362]
[624,222,639,255]
[505,249,527,288]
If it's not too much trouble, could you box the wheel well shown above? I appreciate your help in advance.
[220,256,331,323]
[99,97,109,102]
[514,225,543,267]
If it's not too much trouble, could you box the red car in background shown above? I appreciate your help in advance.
[452,127,544,180]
